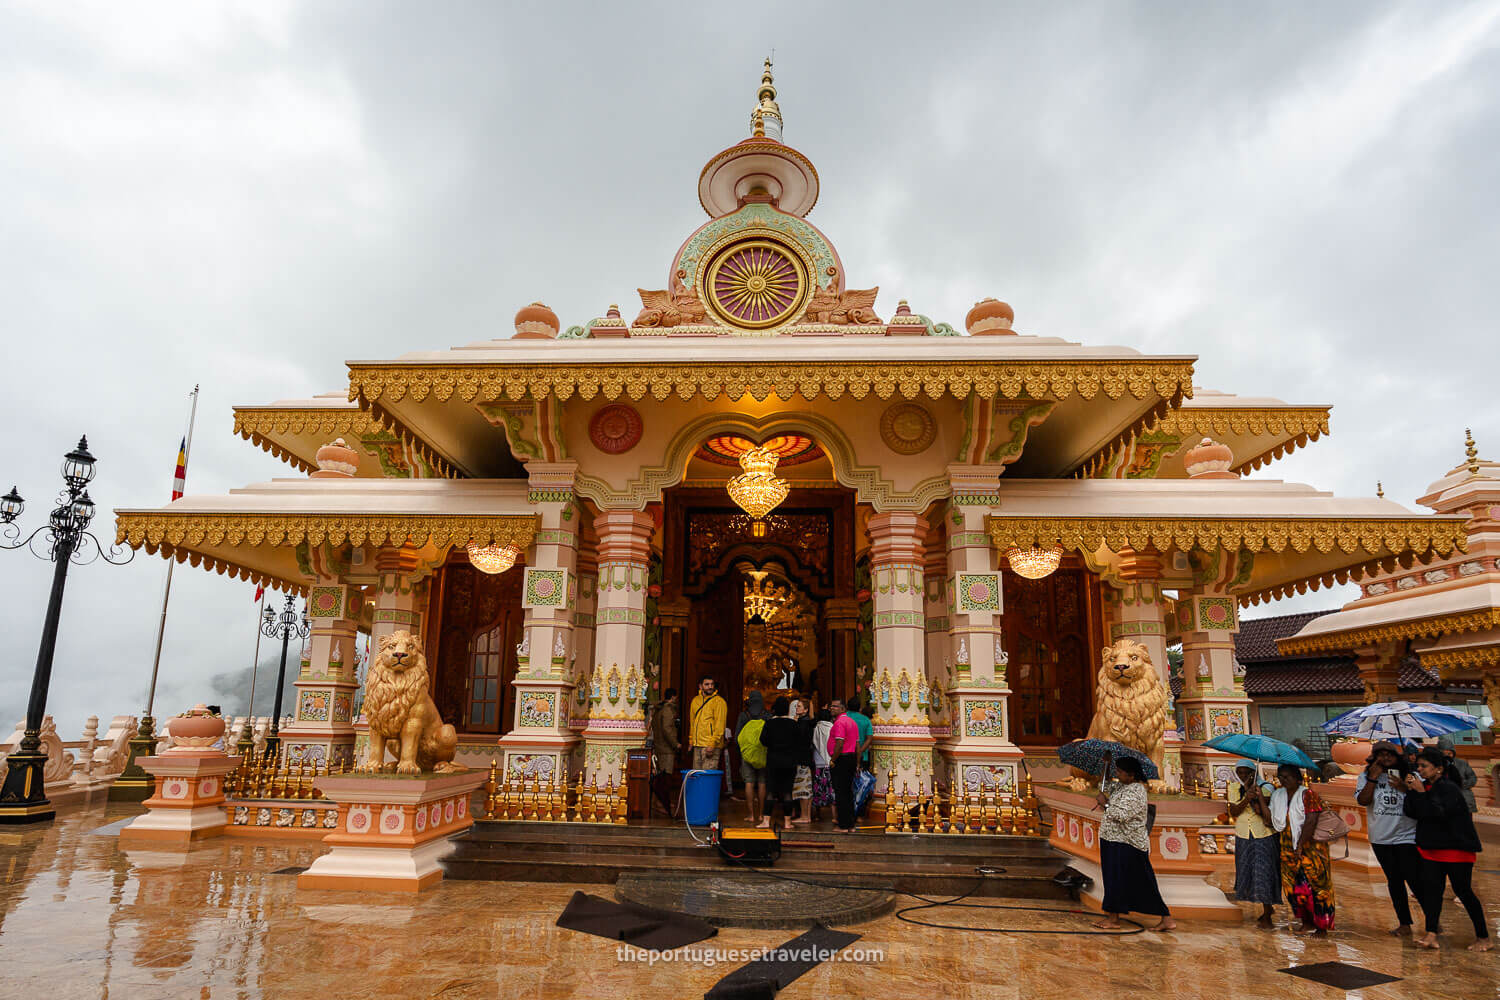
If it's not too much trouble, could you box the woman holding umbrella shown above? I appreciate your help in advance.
[1226,760,1280,928]
[1270,764,1335,934]
[1092,756,1175,932]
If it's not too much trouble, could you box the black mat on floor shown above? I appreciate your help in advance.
[1279,961,1400,989]
[705,926,861,1000]
[556,890,717,951]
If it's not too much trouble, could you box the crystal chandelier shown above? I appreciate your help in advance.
[1005,544,1063,580]
[726,446,789,534]
[466,542,521,575]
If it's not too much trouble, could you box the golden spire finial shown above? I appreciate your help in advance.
[1466,428,1480,474]
[1376,481,1384,498]
[749,56,782,140]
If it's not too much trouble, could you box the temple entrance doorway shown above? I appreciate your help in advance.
[661,476,857,745]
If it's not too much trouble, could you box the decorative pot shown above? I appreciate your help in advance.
[1330,740,1373,774]
[169,705,226,749]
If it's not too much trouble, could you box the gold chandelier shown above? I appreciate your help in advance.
[466,542,521,575]
[743,570,790,623]
[726,446,789,535]
[1005,544,1063,580]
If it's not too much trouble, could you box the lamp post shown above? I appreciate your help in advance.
[260,594,309,760]
[0,438,133,824]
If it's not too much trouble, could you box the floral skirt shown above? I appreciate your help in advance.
[1280,830,1335,930]
[793,765,813,800]
[812,766,835,806]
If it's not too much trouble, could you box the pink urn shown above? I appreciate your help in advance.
[965,298,1015,335]
[514,301,560,339]
[167,704,226,751]
[311,437,360,478]
[1184,437,1238,479]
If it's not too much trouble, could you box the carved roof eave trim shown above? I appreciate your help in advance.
[128,539,313,597]
[344,359,1196,408]
[1420,642,1500,676]
[1151,406,1334,473]
[1279,608,1500,657]
[114,511,537,573]
[113,511,538,599]
[984,515,1471,607]
[232,406,461,480]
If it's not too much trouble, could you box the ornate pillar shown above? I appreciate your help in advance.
[282,580,361,769]
[1176,557,1252,794]
[1354,642,1403,705]
[581,509,654,786]
[565,537,599,774]
[369,546,425,646]
[865,511,935,798]
[498,462,581,786]
[922,534,951,749]
[1109,549,1182,791]
[937,467,1025,797]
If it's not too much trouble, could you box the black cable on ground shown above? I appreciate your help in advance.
[716,843,1148,936]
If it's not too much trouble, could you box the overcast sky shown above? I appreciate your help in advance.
[2,1,1497,735]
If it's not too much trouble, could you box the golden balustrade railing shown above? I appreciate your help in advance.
[481,761,627,825]
[223,751,347,801]
[883,773,1043,836]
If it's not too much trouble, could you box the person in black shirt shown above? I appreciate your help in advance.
[758,696,801,831]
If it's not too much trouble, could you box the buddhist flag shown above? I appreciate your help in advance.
[171,437,188,500]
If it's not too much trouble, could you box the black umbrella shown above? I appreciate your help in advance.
[1058,738,1160,782]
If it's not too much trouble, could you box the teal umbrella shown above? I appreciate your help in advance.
[1203,733,1316,770]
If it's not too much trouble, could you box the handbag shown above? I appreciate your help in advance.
[1313,807,1349,843]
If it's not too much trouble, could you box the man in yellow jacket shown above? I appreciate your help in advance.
[687,676,727,771]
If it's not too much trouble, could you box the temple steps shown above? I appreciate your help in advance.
[440,821,1072,900]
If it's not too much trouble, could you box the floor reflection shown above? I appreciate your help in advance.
[0,803,1495,999]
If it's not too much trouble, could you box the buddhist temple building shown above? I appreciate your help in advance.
[114,63,1477,801]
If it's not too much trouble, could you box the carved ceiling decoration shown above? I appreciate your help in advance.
[347,359,1195,407]
[686,510,832,592]
[588,403,644,455]
[879,402,936,455]
[697,434,822,467]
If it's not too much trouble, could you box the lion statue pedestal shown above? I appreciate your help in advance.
[297,770,489,893]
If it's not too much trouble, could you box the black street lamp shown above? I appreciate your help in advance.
[0,437,133,824]
[260,594,309,759]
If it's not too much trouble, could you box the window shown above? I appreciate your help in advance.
[467,624,504,730]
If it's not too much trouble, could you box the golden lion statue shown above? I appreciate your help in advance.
[1069,639,1168,789]
[361,631,462,775]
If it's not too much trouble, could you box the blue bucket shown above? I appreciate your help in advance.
[683,769,723,826]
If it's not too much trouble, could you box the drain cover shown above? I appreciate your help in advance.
[614,873,894,929]
[1279,962,1400,989]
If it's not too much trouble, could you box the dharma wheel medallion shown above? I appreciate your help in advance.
[704,238,808,329]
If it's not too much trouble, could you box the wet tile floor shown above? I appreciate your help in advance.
[1,802,1497,999]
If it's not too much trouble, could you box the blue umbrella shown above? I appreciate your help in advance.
[1203,733,1316,770]
[1058,738,1160,782]
[1321,701,1480,742]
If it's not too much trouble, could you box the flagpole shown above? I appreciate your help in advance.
[143,385,199,721]
[237,592,265,756]
[112,385,200,800]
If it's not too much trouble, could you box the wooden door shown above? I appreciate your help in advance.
[1002,567,1098,744]
[682,571,745,744]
